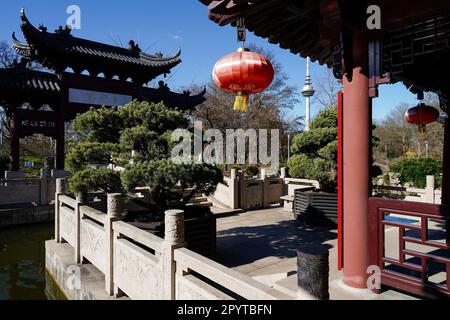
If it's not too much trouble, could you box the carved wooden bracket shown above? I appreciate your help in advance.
[368,41,391,98]
[332,31,354,82]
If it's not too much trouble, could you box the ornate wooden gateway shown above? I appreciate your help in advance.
[0,9,206,176]
[200,0,450,298]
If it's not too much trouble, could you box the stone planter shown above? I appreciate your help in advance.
[294,190,338,227]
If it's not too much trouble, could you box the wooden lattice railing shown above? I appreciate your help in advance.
[369,198,450,299]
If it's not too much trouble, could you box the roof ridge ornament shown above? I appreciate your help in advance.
[11,58,29,70]
[55,25,72,36]
[236,17,246,43]
[128,40,141,53]
[38,24,47,33]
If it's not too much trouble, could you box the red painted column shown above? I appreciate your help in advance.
[441,115,450,244]
[442,118,450,206]
[56,74,67,171]
[342,31,370,289]
[8,114,20,172]
[55,116,65,171]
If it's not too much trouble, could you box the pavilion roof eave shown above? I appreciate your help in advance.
[11,32,33,58]
[200,0,450,95]
[0,67,61,93]
[202,1,333,66]
[0,66,206,111]
[140,86,207,110]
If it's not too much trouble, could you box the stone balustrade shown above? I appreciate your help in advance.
[0,169,57,206]
[373,175,442,204]
[210,168,291,211]
[50,178,291,300]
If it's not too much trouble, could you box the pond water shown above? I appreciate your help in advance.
[0,223,54,300]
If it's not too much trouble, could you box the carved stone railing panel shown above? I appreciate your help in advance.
[176,275,233,300]
[113,239,164,300]
[174,248,291,300]
[80,219,106,273]
[60,206,75,246]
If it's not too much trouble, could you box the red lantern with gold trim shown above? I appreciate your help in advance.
[404,103,440,133]
[212,48,274,112]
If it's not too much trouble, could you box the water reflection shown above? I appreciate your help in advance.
[0,223,54,300]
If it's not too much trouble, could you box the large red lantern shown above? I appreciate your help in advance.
[404,103,440,133]
[212,48,274,112]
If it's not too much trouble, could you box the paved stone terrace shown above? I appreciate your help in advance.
[213,207,419,300]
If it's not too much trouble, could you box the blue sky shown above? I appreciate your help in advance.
[0,0,419,121]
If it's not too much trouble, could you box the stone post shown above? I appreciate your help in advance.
[105,193,124,296]
[261,168,270,208]
[261,168,268,179]
[280,167,289,197]
[280,167,288,179]
[230,169,240,210]
[74,193,87,264]
[238,170,246,210]
[297,244,330,300]
[425,175,436,204]
[55,178,67,243]
[163,209,186,300]
[40,168,49,206]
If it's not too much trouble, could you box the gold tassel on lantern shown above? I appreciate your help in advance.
[234,93,249,112]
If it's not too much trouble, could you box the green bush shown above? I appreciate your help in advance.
[22,155,44,177]
[69,168,123,195]
[245,165,259,177]
[390,157,442,188]
[67,101,223,211]
[288,107,338,192]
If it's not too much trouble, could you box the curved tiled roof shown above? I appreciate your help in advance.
[12,9,182,84]
[0,67,60,93]
[141,85,207,111]
[0,66,205,111]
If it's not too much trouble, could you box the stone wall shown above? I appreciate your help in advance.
[0,205,54,227]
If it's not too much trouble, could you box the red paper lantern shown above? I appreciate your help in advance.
[404,103,440,133]
[212,48,274,112]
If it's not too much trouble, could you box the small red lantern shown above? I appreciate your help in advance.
[212,48,274,112]
[404,103,440,133]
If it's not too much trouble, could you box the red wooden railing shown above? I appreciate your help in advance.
[369,198,450,299]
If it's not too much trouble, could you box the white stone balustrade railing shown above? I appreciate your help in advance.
[174,248,291,300]
[53,178,291,300]
[373,175,442,204]
[209,168,320,211]
[0,170,57,206]
[211,168,299,211]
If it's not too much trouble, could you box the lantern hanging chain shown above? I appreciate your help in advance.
[237,17,246,49]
